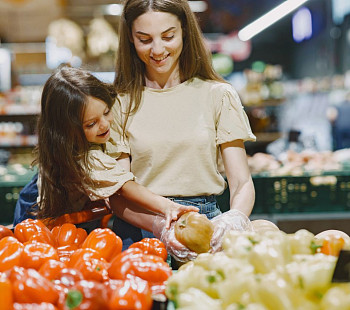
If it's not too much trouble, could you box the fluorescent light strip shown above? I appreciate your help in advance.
[238,0,309,41]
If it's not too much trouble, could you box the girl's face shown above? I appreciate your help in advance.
[131,11,183,79]
[83,96,113,144]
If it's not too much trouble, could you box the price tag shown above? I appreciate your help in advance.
[332,250,350,282]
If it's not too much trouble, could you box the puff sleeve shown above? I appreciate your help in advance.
[106,103,131,157]
[105,125,130,158]
[216,86,256,145]
[83,150,134,201]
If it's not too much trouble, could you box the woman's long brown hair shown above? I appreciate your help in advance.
[32,66,117,219]
[114,0,225,126]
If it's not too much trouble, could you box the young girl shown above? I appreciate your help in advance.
[14,66,197,229]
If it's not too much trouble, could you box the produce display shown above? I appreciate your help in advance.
[247,149,350,176]
[166,229,350,310]
[0,219,172,310]
[2,218,350,309]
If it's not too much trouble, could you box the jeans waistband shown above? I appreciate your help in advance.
[165,195,217,204]
[166,195,220,218]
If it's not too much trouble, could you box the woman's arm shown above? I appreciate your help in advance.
[220,139,255,217]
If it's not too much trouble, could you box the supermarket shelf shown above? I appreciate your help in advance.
[0,107,40,115]
[0,135,38,147]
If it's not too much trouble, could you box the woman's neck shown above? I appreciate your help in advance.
[145,67,181,89]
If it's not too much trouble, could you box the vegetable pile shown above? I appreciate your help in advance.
[0,219,172,310]
[166,229,350,310]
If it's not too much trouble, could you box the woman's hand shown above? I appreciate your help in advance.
[153,216,198,262]
[164,201,199,229]
[210,209,253,253]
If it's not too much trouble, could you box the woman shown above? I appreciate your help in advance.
[110,0,256,256]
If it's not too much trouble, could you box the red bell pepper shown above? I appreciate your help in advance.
[67,248,102,268]
[106,276,153,310]
[14,219,55,246]
[38,259,67,281]
[12,268,59,304]
[129,238,168,261]
[81,228,122,262]
[21,241,59,270]
[0,272,12,310]
[51,223,87,248]
[0,225,14,240]
[63,280,109,310]
[108,251,172,295]
[0,236,24,272]
[53,267,84,288]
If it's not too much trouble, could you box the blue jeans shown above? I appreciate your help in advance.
[113,195,221,250]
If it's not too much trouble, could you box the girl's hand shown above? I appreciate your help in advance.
[164,202,199,229]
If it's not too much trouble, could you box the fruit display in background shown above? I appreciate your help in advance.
[175,212,214,254]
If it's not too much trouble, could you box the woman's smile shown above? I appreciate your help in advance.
[151,53,170,64]
[131,11,183,87]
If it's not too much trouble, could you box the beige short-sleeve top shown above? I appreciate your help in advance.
[112,77,255,197]
[82,144,135,202]
[37,143,134,212]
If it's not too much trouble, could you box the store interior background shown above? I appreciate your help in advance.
[0,0,350,233]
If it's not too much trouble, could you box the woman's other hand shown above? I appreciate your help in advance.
[210,209,253,253]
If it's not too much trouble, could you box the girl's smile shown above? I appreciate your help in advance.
[83,96,113,144]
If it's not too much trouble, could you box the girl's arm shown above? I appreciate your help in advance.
[114,153,198,228]
[109,194,157,231]
[109,193,198,262]
[220,139,255,217]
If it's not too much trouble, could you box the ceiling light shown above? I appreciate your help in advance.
[188,1,208,13]
[238,0,309,41]
[103,4,123,16]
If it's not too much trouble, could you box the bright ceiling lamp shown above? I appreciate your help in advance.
[238,0,310,41]
[188,1,208,13]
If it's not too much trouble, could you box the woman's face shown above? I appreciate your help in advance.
[82,96,113,144]
[131,11,183,78]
